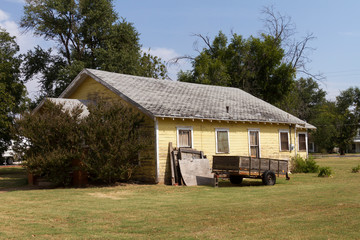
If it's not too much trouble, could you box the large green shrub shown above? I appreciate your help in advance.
[15,101,83,185]
[81,99,149,184]
[291,155,319,173]
[14,98,148,185]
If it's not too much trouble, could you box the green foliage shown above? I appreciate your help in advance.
[291,155,319,173]
[15,100,84,185]
[309,102,338,153]
[178,31,295,104]
[351,165,360,173]
[21,0,167,99]
[334,87,360,154]
[81,99,149,184]
[310,87,360,154]
[276,77,326,122]
[318,167,333,177]
[0,28,27,154]
[14,98,149,185]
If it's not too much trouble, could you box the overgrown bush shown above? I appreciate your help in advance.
[291,155,319,173]
[14,98,149,185]
[318,167,333,177]
[14,100,83,185]
[81,99,149,184]
[351,165,360,173]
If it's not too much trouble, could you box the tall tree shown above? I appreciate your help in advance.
[334,87,360,154]
[276,77,326,122]
[310,87,360,154]
[261,6,320,80]
[178,32,295,104]
[310,101,338,153]
[175,6,319,105]
[0,28,26,154]
[21,0,167,99]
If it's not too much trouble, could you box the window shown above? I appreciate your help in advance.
[248,130,260,158]
[177,127,192,148]
[298,133,307,151]
[216,128,229,153]
[279,130,289,151]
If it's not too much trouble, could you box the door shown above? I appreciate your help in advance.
[249,130,260,158]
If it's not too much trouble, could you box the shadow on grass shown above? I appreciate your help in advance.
[217,179,265,188]
[0,166,29,192]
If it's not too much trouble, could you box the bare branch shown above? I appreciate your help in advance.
[167,33,214,68]
[261,5,320,81]
[191,33,214,53]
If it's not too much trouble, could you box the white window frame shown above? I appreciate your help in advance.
[297,132,308,152]
[248,128,261,158]
[176,126,193,148]
[279,129,290,152]
[215,128,230,153]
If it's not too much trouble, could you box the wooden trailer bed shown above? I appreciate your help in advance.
[212,156,290,186]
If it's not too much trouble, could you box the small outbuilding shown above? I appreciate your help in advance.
[43,69,315,184]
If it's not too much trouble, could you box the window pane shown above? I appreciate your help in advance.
[250,132,255,145]
[217,131,229,153]
[179,130,191,147]
[250,146,259,158]
[299,134,306,151]
[249,131,259,158]
[250,131,258,146]
[280,132,289,151]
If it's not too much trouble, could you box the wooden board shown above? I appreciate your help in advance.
[168,142,176,185]
[178,158,215,186]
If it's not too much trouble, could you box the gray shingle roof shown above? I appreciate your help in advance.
[60,69,314,128]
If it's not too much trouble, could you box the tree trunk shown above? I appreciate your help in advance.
[340,148,345,155]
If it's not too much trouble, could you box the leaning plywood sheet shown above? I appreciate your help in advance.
[179,159,215,186]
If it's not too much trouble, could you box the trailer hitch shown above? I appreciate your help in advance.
[286,172,291,180]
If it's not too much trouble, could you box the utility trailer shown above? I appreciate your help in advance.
[212,156,290,186]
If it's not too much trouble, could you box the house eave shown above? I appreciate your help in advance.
[155,115,306,126]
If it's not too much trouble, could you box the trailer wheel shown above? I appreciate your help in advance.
[6,157,14,165]
[262,170,276,186]
[229,175,243,184]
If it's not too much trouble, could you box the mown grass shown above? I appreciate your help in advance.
[0,157,359,239]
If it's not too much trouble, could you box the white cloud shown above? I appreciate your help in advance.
[142,47,192,80]
[143,47,178,62]
[0,8,41,53]
[0,9,10,21]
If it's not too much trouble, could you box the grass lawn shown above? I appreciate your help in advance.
[0,157,359,239]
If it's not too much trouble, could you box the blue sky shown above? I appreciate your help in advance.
[1,0,360,100]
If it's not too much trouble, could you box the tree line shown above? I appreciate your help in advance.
[0,1,358,156]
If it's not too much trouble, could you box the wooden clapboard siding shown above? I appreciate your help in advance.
[67,76,157,183]
[157,118,307,184]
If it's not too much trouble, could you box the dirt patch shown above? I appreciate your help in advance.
[88,191,132,200]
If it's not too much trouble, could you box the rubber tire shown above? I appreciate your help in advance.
[229,175,243,184]
[6,157,14,165]
[262,170,276,186]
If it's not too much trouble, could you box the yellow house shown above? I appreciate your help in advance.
[55,69,315,184]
